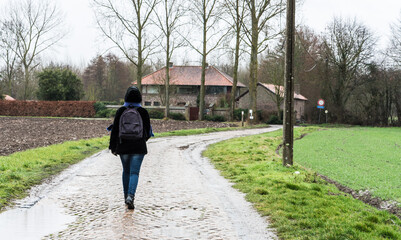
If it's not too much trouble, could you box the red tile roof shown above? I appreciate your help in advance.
[259,83,308,101]
[3,95,15,101]
[139,66,246,87]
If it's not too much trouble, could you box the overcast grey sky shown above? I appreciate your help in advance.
[2,0,401,67]
[300,0,401,47]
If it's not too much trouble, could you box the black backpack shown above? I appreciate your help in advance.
[119,107,144,141]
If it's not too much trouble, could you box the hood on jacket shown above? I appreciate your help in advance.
[124,86,142,103]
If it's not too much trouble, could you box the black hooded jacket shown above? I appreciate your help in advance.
[109,87,151,155]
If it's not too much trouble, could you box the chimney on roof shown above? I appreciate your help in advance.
[168,62,173,68]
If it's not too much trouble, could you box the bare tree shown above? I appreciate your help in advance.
[185,0,229,120]
[322,17,376,121]
[388,13,401,66]
[390,70,401,126]
[259,54,284,119]
[387,13,401,126]
[2,0,65,100]
[259,26,322,121]
[223,0,246,121]
[0,21,18,97]
[93,0,159,92]
[243,0,285,123]
[154,0,185,118]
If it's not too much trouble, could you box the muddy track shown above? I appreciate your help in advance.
[0,127,281,239]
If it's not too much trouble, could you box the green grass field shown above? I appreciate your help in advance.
[294,127,401,202]
[204,127,401,240]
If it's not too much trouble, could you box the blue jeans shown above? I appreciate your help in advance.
[120,154,144,197]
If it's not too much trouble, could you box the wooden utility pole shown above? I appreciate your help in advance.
[283,0,295,166]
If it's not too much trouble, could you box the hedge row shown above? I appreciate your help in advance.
[0,100,96,117]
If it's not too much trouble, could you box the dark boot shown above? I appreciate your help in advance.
[125,194,135,209]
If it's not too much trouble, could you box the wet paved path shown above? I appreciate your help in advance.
[0,126,281,240]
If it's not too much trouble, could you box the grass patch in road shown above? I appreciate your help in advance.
[203,127,401,240]
[294,127,401,203]
[0,136,109,210]
[155,124,269,137]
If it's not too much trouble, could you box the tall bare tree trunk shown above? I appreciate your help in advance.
[23,65,29,100]
[199,10,208,121]
[248,0,259,123]
[136,9,143,92]
[165,36,170,118]
[155,0,183,118]
[229,0,242,122]
[230,34,240,121]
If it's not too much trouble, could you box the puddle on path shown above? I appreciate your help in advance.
[0,198,75,240]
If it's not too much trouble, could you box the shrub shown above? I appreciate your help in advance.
[267,115,283,124]
[218,94,230,108]
[205,115,226,122]
[234,108,248,121]
[148,109,164,119]
[169,112,186,120]
[37,67,84,101]
[93,101,120,118]
[101,101,120,105]
[256,110,262,121]
[95,108,116,118]
[94,102,106,112]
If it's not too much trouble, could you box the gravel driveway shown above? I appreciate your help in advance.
[0,127,281,240]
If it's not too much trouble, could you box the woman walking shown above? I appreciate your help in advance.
[109,86,152,210]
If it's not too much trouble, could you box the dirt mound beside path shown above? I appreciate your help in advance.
[0,117,236,156]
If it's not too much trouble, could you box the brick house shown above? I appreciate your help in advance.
[139,65,246,107]
[237,83,308,120]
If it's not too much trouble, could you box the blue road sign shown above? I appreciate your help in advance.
[317,106,325,109]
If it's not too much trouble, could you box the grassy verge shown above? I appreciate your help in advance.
[0,136,109,210]
[294,127,401,203]
[155,124,269,137]
[203,127,401,240]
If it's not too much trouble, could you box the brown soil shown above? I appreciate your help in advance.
[0,117,236,156]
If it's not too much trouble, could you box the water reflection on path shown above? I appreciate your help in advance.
[0,198,75,240]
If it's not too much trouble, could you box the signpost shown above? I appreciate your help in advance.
[241,111,244,127]
[317,99,325,123]
[317,99,325,109]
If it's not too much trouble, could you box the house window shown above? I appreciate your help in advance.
[206,86,226,95]
[147,86,159,94]
[177,86,197,94]
[144,101,152,106]
[153,101,160,106]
